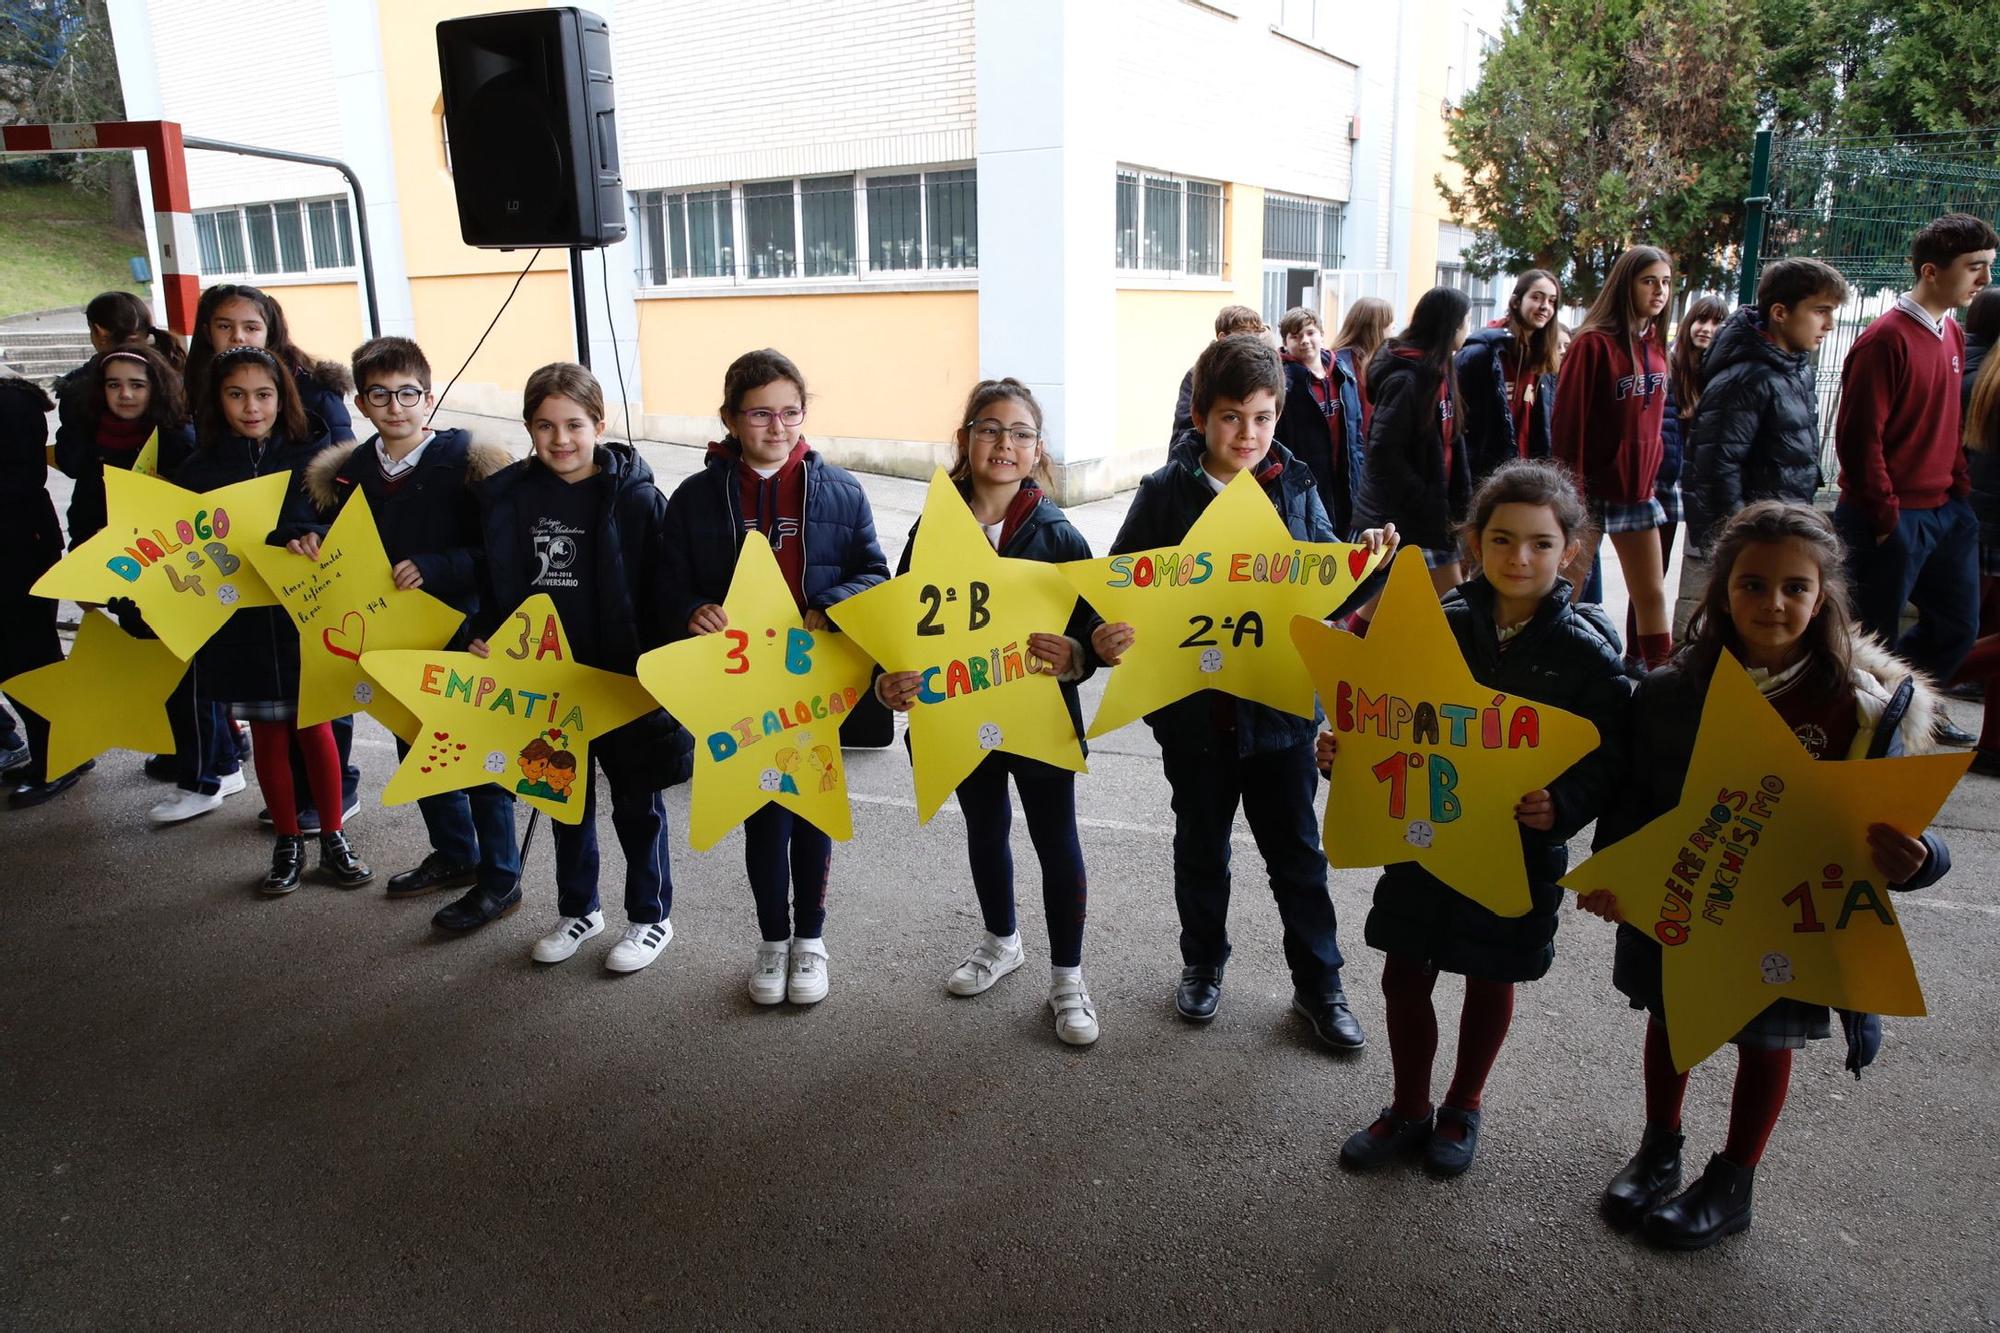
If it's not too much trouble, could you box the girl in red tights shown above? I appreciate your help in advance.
[1578,501,1952,1249]
[1318,459,1633,1176]
[176,347,371,894]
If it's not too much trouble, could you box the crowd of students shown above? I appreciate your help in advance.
[0,210,1992,1250]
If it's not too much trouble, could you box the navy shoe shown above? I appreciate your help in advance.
[1175,965,1224,1023]
[1340,1106,1433,1169]
[1424,1106,1482,1176]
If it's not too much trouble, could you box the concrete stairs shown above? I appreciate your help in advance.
[0,329,93,385]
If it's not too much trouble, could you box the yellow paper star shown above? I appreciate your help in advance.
[829,470,1086,823]
[2,610,185,776]
[131,428,160,479]
[1061,467,1385,738]
[361,595,658,825]
[1562,651,1971,1071]
[1290,550,1605,917]
[635,532,876,849]
[242,490,465,742]
[33,467,286,660]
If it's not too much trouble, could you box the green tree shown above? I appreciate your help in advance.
[1759,0,2000,138]
[2,0,139,229]
[1440,0,1761,304]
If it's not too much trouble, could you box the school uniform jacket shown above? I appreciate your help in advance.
[1362,576,1631,983]
[1456,324,1556,483]
[1277,349,1369,536]
[1685,306,1824,547]
[1551,327,1668,505]
[0,377,62,603]
[1350,347,1471,552]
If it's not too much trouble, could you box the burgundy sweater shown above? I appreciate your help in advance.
[1551,327,1667,504]
[1834,306,1970,536]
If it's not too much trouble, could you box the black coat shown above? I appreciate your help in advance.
[474,442,692,789]
[662,442,889,629]
[1109,432,1336,757]
[1659,380,1690,491]
[304,431,513,646]
[1964,334,1999,548]
[54,412,195,550]
[1170,367,1196,447]
[894,481,1103,749]
[1362,576,1632,983]
[174,420,337,705]
[1685,306,1823,547]
[1351,348,1472,551]
[0,377,62,602]
[1455,324,1555,484]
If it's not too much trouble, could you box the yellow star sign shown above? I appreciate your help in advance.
[1061,467,1385,738]
[131,428,161,479]
[242,491,465,742]
[361,595,658,825]
[1291,551,1606,917]
[1562,652,1971,1072]
[2,610,185,776]
[636,531,875,850]
[829,470,1086,823]
[33,467,286,660]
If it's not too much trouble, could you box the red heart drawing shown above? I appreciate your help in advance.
[322,610,366,662]
[455,743,466,750]
[549,729,562,739]
[433,731,448,741]
[1347,548,1371,579]
[420,765,432,773]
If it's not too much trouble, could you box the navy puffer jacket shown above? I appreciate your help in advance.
[1685,306,1823,546]
[1362,576,1632,983]
[1350,348,1472,552]
[1455,324,1555,484]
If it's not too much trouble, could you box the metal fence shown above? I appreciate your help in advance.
[1739,127,2000,476]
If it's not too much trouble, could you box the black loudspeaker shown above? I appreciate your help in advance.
[436,6,624,249]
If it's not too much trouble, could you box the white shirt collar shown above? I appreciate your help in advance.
[1895,293,1948,339]
[1199,465,1229,494]
[375,430,434,476]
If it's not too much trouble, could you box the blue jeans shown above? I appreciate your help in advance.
[957,752,1087,967]
[1836,496,1979,682]
[395,738,521,891]
[551,745,672,924]
[167,661,240,796]
[743,805,832,941]
[1160,739,1345,995]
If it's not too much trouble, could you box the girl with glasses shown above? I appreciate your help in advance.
[663,348,888,1006]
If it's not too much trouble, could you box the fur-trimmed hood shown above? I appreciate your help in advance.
[302,429,514,509]
[1848,632,1941,758]
[302,358,352,396]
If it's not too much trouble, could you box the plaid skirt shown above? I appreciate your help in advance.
[1593,495,1667,535]
[1655,480,1684,525]
[1614,923,1831,1050]
[228,699,296,723]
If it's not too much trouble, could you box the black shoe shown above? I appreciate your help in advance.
[7,761,94,810]
[1970,750,2000,778]
[1934,715,1977,748]
[1642,1152,1756,1250]
[1947,678,1985,702]
[387,852,478,899]
[433,883,524,933]
[318,831,373,888]
[1292,988,1367,1051]
[261,835,307,895]
[1175,965,1224,1023]
[1424,1106,1482,1176]
[1600,1122,1685,1230]
[142,753,177,781]
[1340,1106,1433,1169]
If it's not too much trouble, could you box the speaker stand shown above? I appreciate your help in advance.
[569,245,590,370]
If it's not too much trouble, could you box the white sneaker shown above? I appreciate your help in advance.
[217,769,247,797]
[946,935,1026,996]
[605,919,673,973]
[1049,974,1100,1046]
[531,911,604,963]
[749,940,791,1005]
[788,939,829,1005]
[149,788,224,824]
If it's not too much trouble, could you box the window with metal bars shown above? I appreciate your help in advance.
[1117,167,1225,277]
[1262,194,1343,269]
[192,195,355,278]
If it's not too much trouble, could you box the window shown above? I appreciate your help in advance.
[1115,167,1224,277]
[634,167,976,286]
[193,195,356,279]
[1262,194,1343,269]
[1436,223,1497,326]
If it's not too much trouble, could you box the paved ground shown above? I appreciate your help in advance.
[3,435,1996,1331]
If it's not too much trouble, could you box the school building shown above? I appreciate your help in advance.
[105,0,1506,502]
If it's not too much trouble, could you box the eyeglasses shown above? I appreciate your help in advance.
[967,420,1041,445]
[363,385,428,408]
[741,406,805,427]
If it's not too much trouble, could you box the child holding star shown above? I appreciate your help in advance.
[1577,501,1954,1250]
[874,378,1104,1045]
[662,348,887,1006]
[1093,334,1396,1050]
[1319,458,1631,1177]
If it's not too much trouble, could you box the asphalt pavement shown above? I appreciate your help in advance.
[3,428,1996,1331]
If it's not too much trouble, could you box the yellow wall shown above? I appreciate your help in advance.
[1409,5,1474,319]
[407,271,577,412]
[1111,183,1266,464]
[636,290,978,442]
[270,282,367,368]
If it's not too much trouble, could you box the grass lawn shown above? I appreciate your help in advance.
[0,179,149,318]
